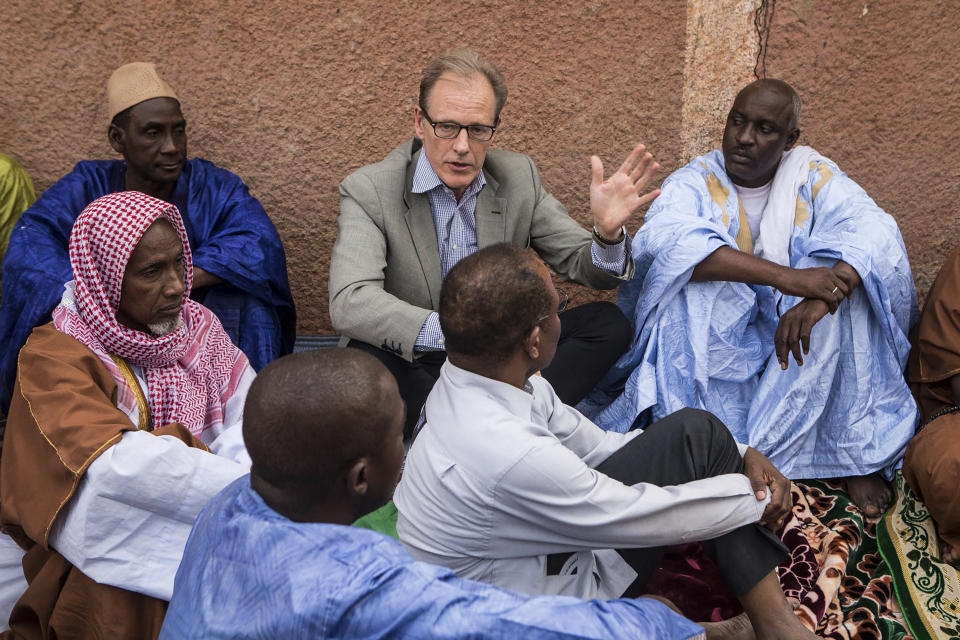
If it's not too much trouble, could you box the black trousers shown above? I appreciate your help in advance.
[349,301,631,439]
[569,408,788,597]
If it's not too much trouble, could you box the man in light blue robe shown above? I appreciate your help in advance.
[0,63,295,411]
[586,79,918,516]
[160,349,705,640]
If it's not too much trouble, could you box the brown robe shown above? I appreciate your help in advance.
[905,245,960,549]
[0,324,208,639]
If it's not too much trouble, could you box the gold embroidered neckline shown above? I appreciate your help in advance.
[109,355,150,431]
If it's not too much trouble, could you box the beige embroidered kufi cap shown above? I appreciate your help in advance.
[106,62,179,122]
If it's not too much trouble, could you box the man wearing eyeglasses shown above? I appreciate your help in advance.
[329,49,660,437]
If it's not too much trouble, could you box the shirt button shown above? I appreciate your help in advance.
[452,245,457,249]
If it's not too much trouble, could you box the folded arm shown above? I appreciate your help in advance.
[691,246,857,309]
[49,429,248,600]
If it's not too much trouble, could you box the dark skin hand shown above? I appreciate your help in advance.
[691,247,850,312]
[742,447,792,530]
[192,267,222,289]
[774,261,862,369]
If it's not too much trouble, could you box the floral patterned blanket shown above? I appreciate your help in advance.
[360,476,960,639]
[646,479,914,638]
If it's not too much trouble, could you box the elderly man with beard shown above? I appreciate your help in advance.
[0,62,295,413]
[587,79,918,517]
[0,191,254,638]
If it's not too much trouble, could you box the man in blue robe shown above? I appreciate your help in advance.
[0,63,295,411]
[160,349,705,640]
[586,79,918,516]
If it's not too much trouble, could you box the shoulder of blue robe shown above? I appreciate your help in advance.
[176,159,294,309]
[602,152,754,383]
[621,150,747,310]
[791,154,918,357]
[0,160,124,411]
[175,159,296,364]
[161,479,705,640]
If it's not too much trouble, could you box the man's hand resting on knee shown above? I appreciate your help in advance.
[743,448,792,530]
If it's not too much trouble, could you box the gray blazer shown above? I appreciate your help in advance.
[329,138,634,361]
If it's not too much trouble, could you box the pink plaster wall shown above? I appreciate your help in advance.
[763,0,960,301]
[1,1,686,333]
[4,1,955,331]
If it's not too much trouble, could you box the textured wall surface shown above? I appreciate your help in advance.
[0,0,687,333]
[764,0,960,302]
[681,0,757,158]
[3,1,957,332]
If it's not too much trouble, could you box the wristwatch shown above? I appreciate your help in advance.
[592,225,625,245]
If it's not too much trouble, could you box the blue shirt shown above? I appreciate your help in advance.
[411,153,628,351]
[161,478,705,640]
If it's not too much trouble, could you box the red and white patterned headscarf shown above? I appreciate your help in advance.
[52,191,251,436]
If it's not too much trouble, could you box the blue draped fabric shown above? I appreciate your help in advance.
[0,159,295,411]
[160,478,705,640]
[584,150,918,480]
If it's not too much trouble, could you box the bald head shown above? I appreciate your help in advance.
[440,244,554,364]
[722,79,802,187]
[243,350,402,497]
[737,79,801,129]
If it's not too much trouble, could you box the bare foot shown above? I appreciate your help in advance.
[942,540,960,566]
[844,473,891,518]
[700,612,755,640]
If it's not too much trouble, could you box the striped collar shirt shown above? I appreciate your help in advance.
[411,151,486,279]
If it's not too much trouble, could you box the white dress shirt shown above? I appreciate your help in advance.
[394,361,767,599]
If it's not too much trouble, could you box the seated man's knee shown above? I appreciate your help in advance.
[656,407,735,447]
[904,416,960,542]
[588,301,632,351]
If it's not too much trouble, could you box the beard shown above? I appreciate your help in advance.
[147,314,183,337]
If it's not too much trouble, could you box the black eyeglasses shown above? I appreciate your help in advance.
[421,110,496,141]
[534,288,569,325]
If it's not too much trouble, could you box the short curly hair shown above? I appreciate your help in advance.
[439,244,553,362]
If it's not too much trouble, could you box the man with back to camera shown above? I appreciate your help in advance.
[329,48,661,437]
[395,243,818,639]
[0,62,296,413]
[159,348,707,640]
[586,79,918,517]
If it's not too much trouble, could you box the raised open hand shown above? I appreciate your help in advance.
[590,143,660,240]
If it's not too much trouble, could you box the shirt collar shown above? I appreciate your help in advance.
[441,360,535,418]
[412,150,486,197]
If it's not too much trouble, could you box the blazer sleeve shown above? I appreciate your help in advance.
[524,156,635,289]
[329,171,431,362]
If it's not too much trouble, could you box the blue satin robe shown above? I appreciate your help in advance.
[0,159,295,410]
[583,151,918,480]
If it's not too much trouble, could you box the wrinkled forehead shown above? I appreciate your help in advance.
[127,97,185,127]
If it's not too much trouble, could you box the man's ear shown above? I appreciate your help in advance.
[522,325,541,360]
[108,123,126,154]
[784,128,801,152]
[413,106,425,141]
[346,458,369,497]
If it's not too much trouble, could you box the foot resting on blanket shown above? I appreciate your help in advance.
[941,541,960,566]
[700,612,754,640]
[844,473,892,518]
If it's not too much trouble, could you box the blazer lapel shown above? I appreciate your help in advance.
[475,171,507,248]
[403,152,443,307]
